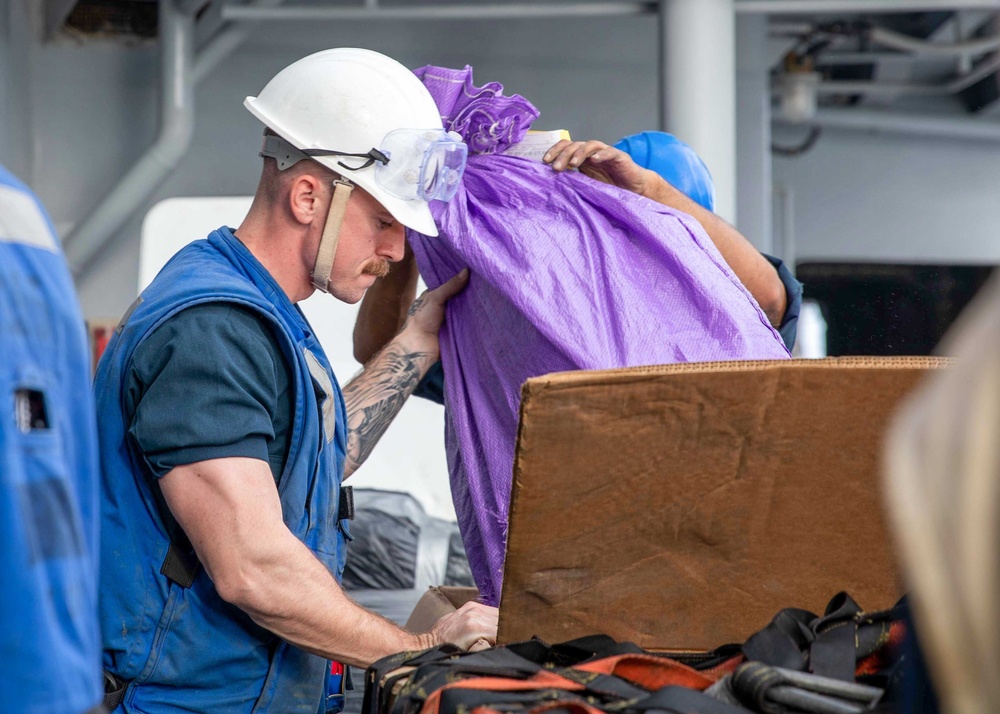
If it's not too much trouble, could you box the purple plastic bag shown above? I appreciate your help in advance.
[408,66,790,605]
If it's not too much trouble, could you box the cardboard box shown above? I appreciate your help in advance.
[498,357,949,650]
[405,586,480,633]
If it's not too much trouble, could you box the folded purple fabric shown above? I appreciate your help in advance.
[408,66,790,606]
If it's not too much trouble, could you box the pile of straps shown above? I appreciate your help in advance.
[363,593,907,714]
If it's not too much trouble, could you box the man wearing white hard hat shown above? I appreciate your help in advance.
[94,48,496,713]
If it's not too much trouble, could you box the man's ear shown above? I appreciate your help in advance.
[288,173,325,226]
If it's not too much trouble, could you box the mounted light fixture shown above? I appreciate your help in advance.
[779,53,821,123]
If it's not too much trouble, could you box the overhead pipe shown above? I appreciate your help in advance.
[193,0,286,84]
[66,0,195,273]
[777,52,1000,97]
[219,0,1000,19]
[812,80,950,94]
[870,25,1000,58]
[220,2,657,22]
[775,107,1000,142]
[738,0,1000,13]
[660,0,738,223]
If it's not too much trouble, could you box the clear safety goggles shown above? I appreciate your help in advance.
[262,128,468,203]
[374,128,467,203]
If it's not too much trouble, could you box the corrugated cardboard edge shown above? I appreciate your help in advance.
[523,357,951,388]
[499,357,951,642]
[405,586,480,633]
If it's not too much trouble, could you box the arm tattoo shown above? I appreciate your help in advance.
[407,294,427,317]
[342,345,430,477]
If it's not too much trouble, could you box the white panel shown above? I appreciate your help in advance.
[0,185,57,251]
[773,128,1000,264]
[140,197,455,521]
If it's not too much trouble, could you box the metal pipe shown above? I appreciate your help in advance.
[193,23,248,85]
[739,0,1000,12]
[813,79,950,94]
[774,107,1000,142]
[65,0,195,272]
[776,52,1000,97]
[177,0,208,15]
[946,52,1000,91]
[871,26,1000,57]
[769,21,815,35]
[221,2,657,22]
[193,0,287,85]
[812,51,934,64]
[663,0,737,223]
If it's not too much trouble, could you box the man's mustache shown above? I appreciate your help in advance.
[362,259,391,278]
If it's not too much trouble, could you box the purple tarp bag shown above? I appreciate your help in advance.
[408,66,790,605]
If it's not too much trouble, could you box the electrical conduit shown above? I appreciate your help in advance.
[65,0,194,273]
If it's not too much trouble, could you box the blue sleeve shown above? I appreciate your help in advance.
[761,253,803,352]
[413,361,445,405]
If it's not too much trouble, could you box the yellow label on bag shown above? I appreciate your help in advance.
[501,130,572,161]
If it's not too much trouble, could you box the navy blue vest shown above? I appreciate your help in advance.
[0,164,103,713]
[96,227,349,713]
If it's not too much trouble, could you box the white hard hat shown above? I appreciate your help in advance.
[245,48,446,236]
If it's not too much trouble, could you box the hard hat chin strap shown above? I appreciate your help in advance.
[311,178,355,293]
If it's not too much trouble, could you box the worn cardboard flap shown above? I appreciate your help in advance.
[405,586,480,633]
[499,357,949,650]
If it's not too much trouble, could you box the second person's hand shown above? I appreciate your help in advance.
[543,139,651,197]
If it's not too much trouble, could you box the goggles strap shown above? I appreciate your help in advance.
[311,178,354,293]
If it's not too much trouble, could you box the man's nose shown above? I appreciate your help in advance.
[381,222,406,263]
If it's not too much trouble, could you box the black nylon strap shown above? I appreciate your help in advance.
[628,686,751,714]
[160,542,199,588]
[338,485,355,521]
[810,593,864,681]
[102,671,128,711]
[741,592,900,683]
[742,608,816,671]
[438,687,593,714]
[506,635,643,668]
[149,473,200,588]
[810,621,857,682]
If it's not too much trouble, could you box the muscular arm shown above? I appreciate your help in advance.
[545,140,788,328]
[160,456,497,668]
[353,243,420,366]
[343,270,468,478]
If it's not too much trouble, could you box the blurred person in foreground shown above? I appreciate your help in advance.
[0,162,103,713]
[885,272,1000,714]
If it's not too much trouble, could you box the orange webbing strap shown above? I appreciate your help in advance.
[574,654,717,691]
[418,653,721,714]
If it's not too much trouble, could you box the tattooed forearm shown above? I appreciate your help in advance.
[406,294,426,317]
[342,344,432,477]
